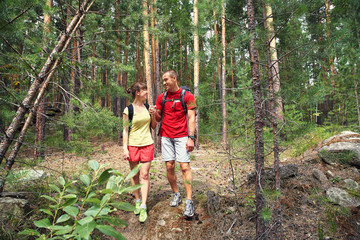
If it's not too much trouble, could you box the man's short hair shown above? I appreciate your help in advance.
[163,69,178,81]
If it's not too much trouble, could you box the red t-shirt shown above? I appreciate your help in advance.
[156,88,196,138]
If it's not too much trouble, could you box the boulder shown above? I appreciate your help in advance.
[0,197,29,222]
[344,179,359,190]
[312,168,330,190]
[319,131,360,167]
[14,169,47,181]
[247,164,298,183]
[326,187,360,207]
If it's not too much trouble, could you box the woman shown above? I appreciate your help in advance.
[122,82,157,223]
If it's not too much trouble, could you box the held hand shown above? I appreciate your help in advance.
[186,138,195,152]
[149,105,157,115]
[123,149,130,160]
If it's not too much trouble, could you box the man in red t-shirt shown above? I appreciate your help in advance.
[155,69,196,218]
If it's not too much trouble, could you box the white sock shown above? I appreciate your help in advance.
[140,204,147,209]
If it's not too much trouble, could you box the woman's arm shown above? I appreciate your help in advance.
[122,113,130,160]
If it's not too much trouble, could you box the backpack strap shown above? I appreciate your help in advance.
[180,88,187,114]
[128,103,150,132]
[157,91,168,136]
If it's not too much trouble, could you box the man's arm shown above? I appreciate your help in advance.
[186,109,196,152]
[155,109,162,122]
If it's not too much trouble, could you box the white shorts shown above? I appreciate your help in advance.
[161,136,190,163]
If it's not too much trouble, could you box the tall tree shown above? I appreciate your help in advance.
[142,0,153,104]
[247,0,266,238]
[221,0,227,148]
[35,0,53,159]
[193,0,200,149]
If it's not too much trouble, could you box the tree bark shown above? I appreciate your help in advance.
[193,0,200,149]
[247,0,266,238]
[221,0,227,149]
[355,80,360,127]
[35,0,53,159]
[143,0,153,105]
[262,1,282,238]
[0,0,94,165]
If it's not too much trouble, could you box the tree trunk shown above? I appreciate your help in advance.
[35,0,53,159]
[247,0,266,238]
[262,1,282,238]
[142,0,153,104]
[221,0,227,149]
[355,80,360,127]
[0,0,94,166]
[193,0,200,149]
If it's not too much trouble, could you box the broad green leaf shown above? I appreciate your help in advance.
[80,174,91,186]
[63,194,77,198]
[98,169,112,184]
[41,195,57,203]
[18,229,41,236]
[65,187,77,193]
[78,216,94,225]
[125,164,141,181]
[34,218,51,228]
[63,197,77,207]
[88,160,99,171]
[58,177,66,186]
[110,202,135,211]
[74,221,97,238]
[40,208,53,216]
[85,198,101,204]
[106,175,116,190]
[87,191,97,199]
[84,206,110,217]
[100,189,113,194]
[123,184,142,193]
[56,214,70,223]
[63,206,79,217]
[110,170,124,178]
[101,216,128,227]
[53,225,73,235]
[65,180,76,188]
[49,184,61,193]
[100,194,110,206]
[96,225,126,240]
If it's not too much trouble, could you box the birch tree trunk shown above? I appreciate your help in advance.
[221,0,227,149]
[247,0,266,238]
[193,0,200,149]
[142,0,153,104]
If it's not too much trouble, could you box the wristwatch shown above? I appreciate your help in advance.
[188,135,195,140]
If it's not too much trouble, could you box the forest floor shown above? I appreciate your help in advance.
[29,141,360,239]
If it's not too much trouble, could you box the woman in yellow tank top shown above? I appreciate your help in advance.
[122,82,157,223]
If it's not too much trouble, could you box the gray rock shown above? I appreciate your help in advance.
[206,190,219,215]
[326,187,360,207]
[312,168,330,189]
[247,164,298,183]
[319,131,360,167]
[0,197,29,222]
[14,169,46,181]
[344,179,359,190]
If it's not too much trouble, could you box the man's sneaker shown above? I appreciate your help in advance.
[184,199,194,217]
[170,192,182,207]
[139,208,147,223]
[134,201,141,215]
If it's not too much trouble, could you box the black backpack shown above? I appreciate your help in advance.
[127,103,150,131]
[158,86,191,135]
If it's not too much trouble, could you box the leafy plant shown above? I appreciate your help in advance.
[19,160,141,240]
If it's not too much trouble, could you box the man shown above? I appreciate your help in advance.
[155,69,196,218]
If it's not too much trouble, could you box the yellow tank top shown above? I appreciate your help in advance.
[123,106,153,146]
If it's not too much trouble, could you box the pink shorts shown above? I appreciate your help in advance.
[128,144,154,162]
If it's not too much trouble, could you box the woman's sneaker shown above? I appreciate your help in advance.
[134,201,141,215]
[170,192,181,207]
[184,199,194,217]
[139,208,147,223]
